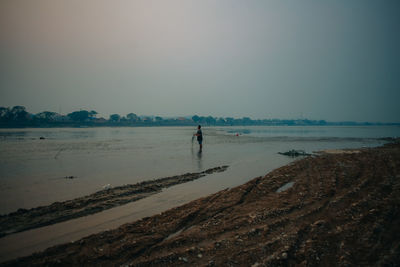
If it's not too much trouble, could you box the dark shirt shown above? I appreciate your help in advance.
[197,129,203,141]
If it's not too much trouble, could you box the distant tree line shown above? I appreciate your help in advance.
[0,106,397,128]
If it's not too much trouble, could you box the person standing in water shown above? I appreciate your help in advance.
[194,125,203,151]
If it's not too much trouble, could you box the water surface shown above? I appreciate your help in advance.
[0,125,398,214]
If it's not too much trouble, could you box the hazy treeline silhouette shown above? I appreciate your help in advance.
[0,106,396,128]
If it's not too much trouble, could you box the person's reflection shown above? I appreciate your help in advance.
[191,146,203,171]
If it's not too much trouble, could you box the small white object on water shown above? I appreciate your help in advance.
[103,184,112,190]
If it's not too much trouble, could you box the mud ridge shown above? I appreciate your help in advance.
[0,166,228,237]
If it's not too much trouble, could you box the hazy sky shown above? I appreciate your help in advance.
[1,0,399,122]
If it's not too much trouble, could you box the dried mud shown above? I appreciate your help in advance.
[2,142,400,266]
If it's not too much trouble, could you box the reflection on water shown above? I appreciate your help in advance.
[0,126,399,214]
[196,150,203,170]
[220,125,400,139]
[190,146,203,171]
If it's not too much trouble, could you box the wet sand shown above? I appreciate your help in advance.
[2,140,399,266]
[0,166,228,237]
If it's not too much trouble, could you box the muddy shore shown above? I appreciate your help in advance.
[0,166,228,237]
[2,141,400,266]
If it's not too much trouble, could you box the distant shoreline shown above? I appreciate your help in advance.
[1,122,400,129]
[2,105,399,128]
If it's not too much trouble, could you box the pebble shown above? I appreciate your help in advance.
[249,228,256,234]
[282,252,288,259]
[197,254,203,258]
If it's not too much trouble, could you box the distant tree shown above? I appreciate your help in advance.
[205,116,216,125]
[126,113,138,122]
[234,118,243,125]
[89,110,98,119]
[198,116,206,124]
[109,114,121,122]
[0,107,8,115]
[192,115,200,123]
[225,117,234,125]
[67,110,90,122]
[0,106,31,123]
[0,107,10,122]
[36,111,58,121]
[217,118,226,125]
[10,106,30,122]
[143,117,153,123]
[155,116,163,122]
[242,117,252,125]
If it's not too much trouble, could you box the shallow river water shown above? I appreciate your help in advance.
[0,125,399,214]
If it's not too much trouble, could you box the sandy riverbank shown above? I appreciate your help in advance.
[2,141,400,266]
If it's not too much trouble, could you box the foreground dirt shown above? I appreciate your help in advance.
[0,166,228,237]
[3,142,400,266]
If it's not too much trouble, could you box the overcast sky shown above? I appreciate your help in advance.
[0,0,399,122]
